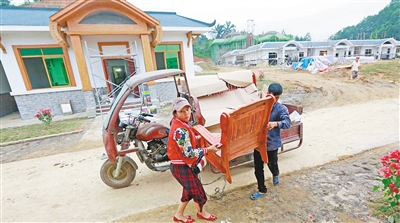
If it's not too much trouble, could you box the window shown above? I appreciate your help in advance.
[319,51,327,56]
[354,47,361,55]
[268,52,277,58]
[365,49,372,56]
[299,52,304,58]
[154,44,182,70]
[15,46,75,90]
[268,52,277,65]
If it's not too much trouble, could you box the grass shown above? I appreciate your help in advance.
[257,78,297,92]
[0,118,91,143]
[369,196,400,222]
[361,60,400,82]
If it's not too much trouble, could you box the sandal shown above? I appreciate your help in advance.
[196,212,217,221]
[173,215,195,223]
[273,176,280,186]
[250,191,266,200]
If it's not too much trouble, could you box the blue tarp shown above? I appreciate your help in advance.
[291,62,303,70]
[299,57,315,69]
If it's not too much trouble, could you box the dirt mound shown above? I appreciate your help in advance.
[195,61,220,73]
[193,56,212,63]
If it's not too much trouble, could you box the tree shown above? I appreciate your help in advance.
[193,35,212,59]
[330,1,399,40]
[1,0,10,6]
[210,21,237,39]
[304,32,311,41]
[210,24,225,39]
[223,21,236,37]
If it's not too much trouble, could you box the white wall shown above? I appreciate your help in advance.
[1,31,82,95]
[161,32,195,77]
[79,35,144,88]
[2,30,197,96]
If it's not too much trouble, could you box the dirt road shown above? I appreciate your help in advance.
[1,63,399,222]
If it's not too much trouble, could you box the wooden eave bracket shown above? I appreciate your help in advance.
[151,24,163,47]
[186,31,201,47]
[49,21,70,48]
[0,36,6,54]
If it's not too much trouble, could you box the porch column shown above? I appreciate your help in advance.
[140,34,154,72]
[70,35,96,118]
[70,35,92,91]
[378,45,383,60]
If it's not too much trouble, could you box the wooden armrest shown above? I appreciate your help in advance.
[193,125,220,145]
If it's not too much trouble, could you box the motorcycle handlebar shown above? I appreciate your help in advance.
[138,116,152,123]
[141,113,153,117]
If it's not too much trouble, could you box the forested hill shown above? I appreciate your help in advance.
[330,0,400,40]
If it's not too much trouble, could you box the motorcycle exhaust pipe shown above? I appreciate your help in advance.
[156,154,169,162]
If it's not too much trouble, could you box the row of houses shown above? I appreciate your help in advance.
[0,1,214,120]
[210,32,293,63]
[221,38,400,66]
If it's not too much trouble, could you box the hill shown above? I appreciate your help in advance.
[331,0,400,40]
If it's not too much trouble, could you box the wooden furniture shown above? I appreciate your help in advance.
[280,103,304,153]
[193,96,275,183]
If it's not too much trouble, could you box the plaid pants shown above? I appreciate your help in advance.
[170,163,207,211]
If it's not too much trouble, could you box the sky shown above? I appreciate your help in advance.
[10,0,392,41]
[129,0,391,41]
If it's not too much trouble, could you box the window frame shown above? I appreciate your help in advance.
[354,47,361,55]
[365,49,372,56]
[319,51,327,56]
[152,42,185,71]
[13,44,76,90]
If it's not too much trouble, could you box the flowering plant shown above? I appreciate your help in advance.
[258,70,265,80]
[34,108,53,126]
[373,149,400,222]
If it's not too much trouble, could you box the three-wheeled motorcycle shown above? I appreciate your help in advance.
[101,69,204,188]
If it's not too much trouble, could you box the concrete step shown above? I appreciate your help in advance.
[96,101,153,114]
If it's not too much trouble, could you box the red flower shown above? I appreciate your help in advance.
[381,155,390,166]
[389,184,399,193]
[389,150,400,161]
[379,166,394,178]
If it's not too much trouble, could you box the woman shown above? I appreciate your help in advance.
[168,97,219,223]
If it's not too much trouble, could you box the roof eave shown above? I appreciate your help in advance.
[162,27,212,33]
[0,26,50,31]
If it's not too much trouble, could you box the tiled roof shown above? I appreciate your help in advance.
[0,7,215,27]
[231,38,398,55]
[145,11,215,27]
[222,49,243,58]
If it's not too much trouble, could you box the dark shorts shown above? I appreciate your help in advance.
[352,70,358,79]
[170,164,207,210]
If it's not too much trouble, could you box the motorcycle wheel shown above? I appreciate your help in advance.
[100,156,136,189]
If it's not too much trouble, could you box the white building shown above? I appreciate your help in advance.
[223,38,399,66]
[0,1,214,119]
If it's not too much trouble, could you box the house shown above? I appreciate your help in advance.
[0,0,215,120]
[221,49,244,65]
[211,32,293,64]
[223,38,399,66]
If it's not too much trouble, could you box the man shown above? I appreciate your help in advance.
[250,83,292,200]
[350,56,361,80]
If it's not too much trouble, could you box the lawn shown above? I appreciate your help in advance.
[0,118,91,143]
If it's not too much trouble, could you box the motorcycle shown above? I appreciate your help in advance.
[100,112,171,188]
[101,69,204,188]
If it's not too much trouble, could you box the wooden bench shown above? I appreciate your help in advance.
[193,96,275,183]
[280,103,304,153]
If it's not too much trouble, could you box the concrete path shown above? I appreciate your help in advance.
[1,98,399,222]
